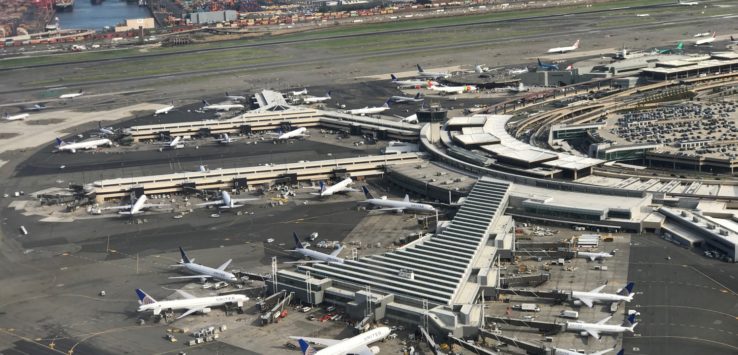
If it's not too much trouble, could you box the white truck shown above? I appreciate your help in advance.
[560,310,579,319]
[514,303,541,312]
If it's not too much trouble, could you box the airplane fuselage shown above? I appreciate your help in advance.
[183,262,238,282]
[366,198,436,213]
[57,138,112,153]
[138,294,247,315]
[566,320,633,338]
[348,106,389,115]
[571,290,633,306]
[320,178,353,196]
[310,327,390,355]
[5,113,29,121]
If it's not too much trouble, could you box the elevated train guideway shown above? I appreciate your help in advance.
[127,107,420,142]
[87,153,424,202]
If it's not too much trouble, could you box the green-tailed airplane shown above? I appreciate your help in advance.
[655,42,684,54]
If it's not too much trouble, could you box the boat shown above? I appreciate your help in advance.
[54,0,75,11]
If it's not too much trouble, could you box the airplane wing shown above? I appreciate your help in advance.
[585,329,601,339]
[217,259,232,271]
[176,290,196,299]
[169,275,212,280]
[284,260,325,265]
[339,188,359,193]
[371,207,406,213]
[351,345,376,355]
[177,307,204,319]
[102,204,133,210]
[589,285,608,294]
[196,200,224,207]
[596,316,612,325]
[578,297,594,308]
[142,203,171,209]
[288,336,342,347]
[589,255,597,261]
[231,198,259,203]
[330,246,344,257]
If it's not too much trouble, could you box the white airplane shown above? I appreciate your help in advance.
[276,127,308,140]
[678,0,699,5]
[55,137,112,153]
[555,348,620,355]
[347,99,391,116]
[3,113,29,121]
[303,91,332,104]
[427,82,477,95]
[361,186,436,214]
[567,314,638,339]
[170,247,239,283]
[104,194,170,215]
[97,121,116,136]
[401,114,418,124]
[416,64,450,79]
[214,133,239,145]
[23,103,47,112]
[693,32,711,38]
[157,136,183,149]
[390,74,437,88]
[390,93,424,103]
[506,82,528,93]
[578,249,616,261]
[547,39,580,54]
[202,100,244,112]
[313,178,357,197]
[197,191,257,209]
[154,104,175,116]
[291,88,308,96]
[508,67,529,75]
[572,282,635,308]
[71,44,87,51]
[136,288,247,320]
[224,92,246,101]
[292,326,391,355]
[287,233,344,264]
[694,32,716,46]
[59,90,84,99]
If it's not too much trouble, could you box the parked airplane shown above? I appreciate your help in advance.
[55,137,112,153]
[578,249,616,261]
[225,92,246,101]
[197,191,257,209]
[170,247,239,283]
[390,74,437,88]
[416,64,450,79]
[201,100,244,112]
[694,32,716,46]
[654,42,684,54]
[678,0,699,5]
[537,58,560,71]
[474,64,491,73]
[303,91,332,104]
[361,186,436,214]
[428,82,477,95]
[97,121,116,136]
[136,288,248,320]
[276,127,308,140]
[555,348,621,355]
[292,326,391,355]
[59,90,84,99]
[214,133,240,145]
[3,113,29,121]
[291,88,308,96]
[23,103,47,112]
[548,39,580,53]
[158,136,183,149]
[401,114,418,124]
[104,194,170,215]
[154,104,175,116]
[506,82,528,93]
[509,67,529,75]
[390,93,424,103]
[287,232,344,264]
[347,99,391,115]
[572,282,635,308]
[566,314,638,339]
[313,178,357,197]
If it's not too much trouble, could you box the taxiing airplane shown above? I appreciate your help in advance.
[170,247,239,283]
[201,100,244,112]
[313,178,357,197]
[23,103,47,112]
[578,249,616,261]
[59,90,84,99]
[287,232,344,264]
[136,288,247,320]
[276,127,308,140]
[347,99,391,116]
[566,314,638,339]
[548,39,580,54]
[509,67,529,75]
[361,186,436,214]
[55,137,112,153]
[427,82,477,95]
[390,74,437,88]
[555,348,621,355]
[416,64,450,79]
[390,93,424,103]
[291,88,308,96]
[572,282,635,308]
[154,104,175,116]
[225,92,246,101]
[654,42,684,54]
[292,326,391,355]
[537,58,560,71]
[694,32,716,46]
[303,91,332,104]
[104,194,170,215]
[214,133,239,145]
[3,113,29,121]
[197,191,257,209]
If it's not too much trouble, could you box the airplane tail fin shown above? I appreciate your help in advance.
[391,74,398,81]
[362,186,375,200]
[293,232,305,249]
[225,91,229,97]
[573,39,580,48]
[618,282,635,296]
[136,288,157,305]
[202,99,210,106]
[712,31,717,38]
[298,339,317,355]
[676,42,683,50]
[403,194,410,202]
[417,64,424,72]
[179,247,191,264]
[326,91,331,98]
[624,314,637,328]
[414,92,421,99]
[732,35,736,42]
[616,349,624,355]
[383,99,391,108]
[319,181,326,193]
[55,137,65,146]
[475,65,483,73]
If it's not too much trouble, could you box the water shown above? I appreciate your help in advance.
[56,1,152,30]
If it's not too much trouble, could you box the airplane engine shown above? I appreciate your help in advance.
[572,300,583,306]
[200,277,208,283]
[370,346,381,354]
[200,308,212,314]
[579,331,588,337]
[153,307,162,315]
